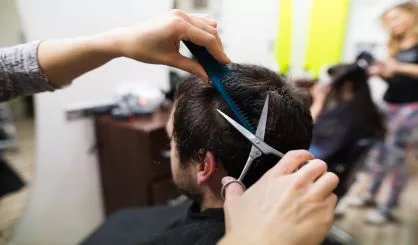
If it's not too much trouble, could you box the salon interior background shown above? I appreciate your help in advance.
[0,0,410,244]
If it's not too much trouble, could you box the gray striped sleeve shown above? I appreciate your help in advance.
[0,41,55,102]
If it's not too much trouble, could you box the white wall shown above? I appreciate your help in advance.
[220,0,279,70]
[343,0,400,104]
[220,0,400,103]
[0,0,21,47]
[289,0,312,77]
[11,1,171,245]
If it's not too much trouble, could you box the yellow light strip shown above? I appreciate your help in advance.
[304,0,351,76]
[275,0,293,74]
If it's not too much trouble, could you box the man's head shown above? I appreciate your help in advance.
[166,64,313,207]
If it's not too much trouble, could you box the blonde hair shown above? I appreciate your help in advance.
[382,2,418,56]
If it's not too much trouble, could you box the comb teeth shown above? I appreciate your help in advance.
[211,75,255,133]
[183,41,255,133]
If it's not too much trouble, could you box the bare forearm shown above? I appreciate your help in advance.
[0,11,228,101]
[37,32,122,87]
[310,101,324,122]
[395,63,418,78]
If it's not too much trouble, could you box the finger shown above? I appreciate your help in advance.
[171,10,223,49]
[165,53,208,81]
[190,13,218,28]
[172,10,217,27]
[324,193,338,212]
[309,172,339,200]
[188,14,223,49]
[323,194,338,226]
[222,176,245,202]
[180,21,230,64]
[271,150,314,176]
[181,13,224,50]
[189,19,224,50]
[296,159,327,183]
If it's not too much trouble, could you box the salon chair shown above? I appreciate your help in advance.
[324,138,376,245]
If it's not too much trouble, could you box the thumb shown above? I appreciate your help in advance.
[167,53,208,81]
[222,176,245,202]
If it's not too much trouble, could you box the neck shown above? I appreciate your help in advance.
[400,33,418,48]
[199,186,223,211]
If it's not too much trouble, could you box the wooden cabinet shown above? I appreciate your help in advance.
[95,111,180,216]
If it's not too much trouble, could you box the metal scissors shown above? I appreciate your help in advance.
[218,95,284,198]
[218,96,348,243]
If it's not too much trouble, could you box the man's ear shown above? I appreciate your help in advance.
[196,151,217,185]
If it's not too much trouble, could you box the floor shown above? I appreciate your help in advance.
[335,167,418,245]
[0,118,417,245]
[0,119,35,245]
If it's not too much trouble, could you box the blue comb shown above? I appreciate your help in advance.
[183,41,255,133]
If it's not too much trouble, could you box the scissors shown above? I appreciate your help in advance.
[218,95,284,199]
[218,96,345,240]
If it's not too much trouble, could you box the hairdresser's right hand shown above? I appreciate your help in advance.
[103,10,230,79]
[219,150,339,245]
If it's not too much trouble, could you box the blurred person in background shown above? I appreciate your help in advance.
[309,58,384,199]
[350,2,418,224]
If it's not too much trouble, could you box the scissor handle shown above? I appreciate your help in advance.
[221,179,246,200]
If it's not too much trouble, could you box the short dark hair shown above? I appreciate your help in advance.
[173,64,313,187]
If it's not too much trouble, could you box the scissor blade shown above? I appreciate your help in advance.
[217,109,285,158]
[217,109,260,146]
[255,95,269,140]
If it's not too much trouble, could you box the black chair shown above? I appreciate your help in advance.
[324,138,376,245]
[330,138,376,199]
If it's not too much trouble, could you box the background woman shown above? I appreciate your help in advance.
[351,2,418,224]
[309,57,384,198]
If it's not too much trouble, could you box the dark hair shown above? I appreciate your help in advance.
[327,63,385,139]
[173,63,313,187]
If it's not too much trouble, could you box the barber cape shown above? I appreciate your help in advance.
[82,201,225,245]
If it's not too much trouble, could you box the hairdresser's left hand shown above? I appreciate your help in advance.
[104,10,230,79]
[310,83,330,104]
[38,10,229,87]
[371,59,399,78]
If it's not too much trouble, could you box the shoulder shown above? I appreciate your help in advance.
[140,221,225,245]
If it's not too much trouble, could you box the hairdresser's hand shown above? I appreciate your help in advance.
[219,150,339,245]
[380,58,399,78]
[310,83,330,104]
[309,83,330,121]
[38,10,229,87]
[368,64,382,76]
[369,59,399,78]
[104,9,230,79]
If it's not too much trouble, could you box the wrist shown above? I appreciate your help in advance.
[90,28,127,59]
[393,61,403,74]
